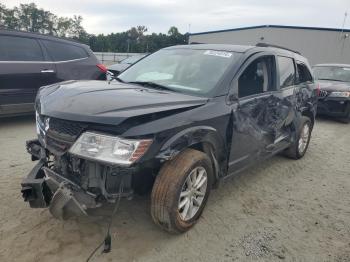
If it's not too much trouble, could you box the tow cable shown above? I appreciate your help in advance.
[86,180,124,262]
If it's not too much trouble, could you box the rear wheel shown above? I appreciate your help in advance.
[284,116,312,159]
[151,149,213,233]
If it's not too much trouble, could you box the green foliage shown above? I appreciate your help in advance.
[0,3,86,38]
[0,2,188,52]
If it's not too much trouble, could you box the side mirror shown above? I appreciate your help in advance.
[106,71,115,82]
[229,93,238,101]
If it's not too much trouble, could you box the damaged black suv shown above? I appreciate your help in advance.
[22,44,317,233]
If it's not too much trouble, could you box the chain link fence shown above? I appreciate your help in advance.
[94,52,147,65]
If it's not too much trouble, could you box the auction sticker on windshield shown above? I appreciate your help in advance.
[204,50,232,58]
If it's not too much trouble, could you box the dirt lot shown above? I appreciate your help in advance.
[0,116,349,262]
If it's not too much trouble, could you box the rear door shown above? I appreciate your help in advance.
[40,40,102,81]
[295,60,315,113]
[0,34,56,115]
[274,56,299,134]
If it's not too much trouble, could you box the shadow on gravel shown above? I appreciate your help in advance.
[0,115,35,126]
[316,115,349,124]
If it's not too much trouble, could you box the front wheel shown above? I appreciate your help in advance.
[284,116,312,159]
[151,149,213,233]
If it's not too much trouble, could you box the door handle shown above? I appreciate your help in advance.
[41,69,55,73]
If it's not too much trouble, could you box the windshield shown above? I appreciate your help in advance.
[313,66,350,82]
[121,55,146,64]
[118,48,238,96]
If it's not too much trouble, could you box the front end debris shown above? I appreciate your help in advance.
[22,137,133,219]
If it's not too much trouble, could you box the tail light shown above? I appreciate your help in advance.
[96,64,107,73]
[316,83,320,96]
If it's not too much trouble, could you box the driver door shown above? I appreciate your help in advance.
[228,53,292,174]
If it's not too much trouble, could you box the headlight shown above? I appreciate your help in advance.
[329,91,350,98]
[69,132,152,165]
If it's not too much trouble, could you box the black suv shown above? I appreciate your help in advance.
[313,64,350,123]
[22,44,317,233]
[0,29,106,117]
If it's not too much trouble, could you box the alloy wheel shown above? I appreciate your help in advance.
[298,123,310,154]
[178,166,208,221]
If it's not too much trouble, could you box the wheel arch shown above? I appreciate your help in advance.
[156,126,227,182]
[301,108,315,128]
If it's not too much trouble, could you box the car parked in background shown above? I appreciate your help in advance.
[313,64,350,123]
[0,29,107,117]
[107,54,147,76]
[22,44,317,233]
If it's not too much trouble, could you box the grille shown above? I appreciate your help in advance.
[37,115,88,155]
[318,90,329,98]
[49,118,87,137]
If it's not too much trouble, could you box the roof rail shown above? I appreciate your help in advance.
[189,42,205,44]
[256,42,301,55]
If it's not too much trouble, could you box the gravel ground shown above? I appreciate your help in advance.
[0,116,349,262]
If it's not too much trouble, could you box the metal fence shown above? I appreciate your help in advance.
[94,52,147,65]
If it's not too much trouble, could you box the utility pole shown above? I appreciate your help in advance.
[340,11,348,55]
[341,11,348,36]
[188,24,191,44]
[127,32,131,55]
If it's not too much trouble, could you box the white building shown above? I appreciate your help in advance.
[189,25,350,65]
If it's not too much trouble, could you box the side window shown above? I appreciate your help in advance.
[238,56,275,98]
[296,62,313,84]
[0,35,44,61]
[278,56,296,88]
[42,40,88,61]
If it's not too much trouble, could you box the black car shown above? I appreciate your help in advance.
[0,29,107,117]
[107,54,147,76]
[313,64,350,122]
[22,44,317,233]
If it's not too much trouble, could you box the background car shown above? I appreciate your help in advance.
[107,54,147,76]
[313,64,350,123]
[0,29,107,117]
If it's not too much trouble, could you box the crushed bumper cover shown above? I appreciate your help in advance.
[21,160,50,208]
[21,162,97,218]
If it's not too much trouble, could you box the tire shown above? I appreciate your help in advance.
[284,116,312,159]
[151,148,213,233]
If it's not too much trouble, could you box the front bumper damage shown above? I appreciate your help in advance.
[22,139,133,219]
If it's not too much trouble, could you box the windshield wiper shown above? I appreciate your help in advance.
[127,81,174,91]
[317,78,344,82]
[115,76,125,83]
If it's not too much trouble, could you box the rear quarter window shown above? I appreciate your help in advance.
[0,35,44,61]
[296,62,313,84]
[278,56,296,88]
[42,40,89,61]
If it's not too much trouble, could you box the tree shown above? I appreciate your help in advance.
[168,26,179,36]
[0,3,187,52]
[0,2,85,38]
[0,3,7,26]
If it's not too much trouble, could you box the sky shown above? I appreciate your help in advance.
[3,0,350,35]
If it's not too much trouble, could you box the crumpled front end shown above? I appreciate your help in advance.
[21,116,134,219]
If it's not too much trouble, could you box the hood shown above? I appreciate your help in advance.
[107,63,130,73]
[37,80,208,126]
[317,80,350,92]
